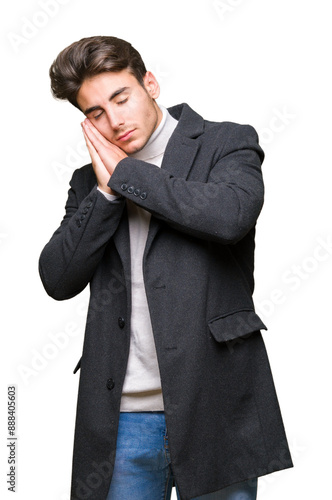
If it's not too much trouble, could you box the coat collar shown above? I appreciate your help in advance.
[167,102,205,138]
[161,103,205,178]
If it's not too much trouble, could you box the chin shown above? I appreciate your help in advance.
[125,141,145,155]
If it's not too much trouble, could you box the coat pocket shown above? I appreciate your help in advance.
[208,309,267,343]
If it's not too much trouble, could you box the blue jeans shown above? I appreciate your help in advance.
[106,412,257,500]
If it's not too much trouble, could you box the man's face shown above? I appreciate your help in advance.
[77,69,162,155]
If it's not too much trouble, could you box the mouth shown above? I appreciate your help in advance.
[117,129,135,142]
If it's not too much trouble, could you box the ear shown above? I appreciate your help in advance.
[143,71,160,99]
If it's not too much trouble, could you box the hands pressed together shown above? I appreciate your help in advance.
[81,119,128,196]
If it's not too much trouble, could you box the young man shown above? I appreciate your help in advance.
[39,36,293,500]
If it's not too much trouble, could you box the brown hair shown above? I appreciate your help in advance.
[49,36,147,109]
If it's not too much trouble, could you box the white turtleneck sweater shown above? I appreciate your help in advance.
[98,105,178,411]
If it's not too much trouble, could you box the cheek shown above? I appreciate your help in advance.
[142,103,157,130]
[94,121,112,141]
[131,96,155,127]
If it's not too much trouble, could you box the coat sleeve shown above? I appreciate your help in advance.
[39,168,125,301]
[108,124,264,244]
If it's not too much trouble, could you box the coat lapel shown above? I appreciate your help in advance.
[113,205,131,278]
[144,103,204,255]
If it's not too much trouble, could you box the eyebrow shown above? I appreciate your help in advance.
[84,86,129,115]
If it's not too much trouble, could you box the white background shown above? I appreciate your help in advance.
[1,0,331,498]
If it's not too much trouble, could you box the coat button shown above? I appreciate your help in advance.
[106,378,115,390]
[134,188,141,196]
[127,186,135,194]
[121,183,128,191]
[140,192,147,200]
[118,317,125,329]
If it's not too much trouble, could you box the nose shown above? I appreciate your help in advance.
[105,108,124,130]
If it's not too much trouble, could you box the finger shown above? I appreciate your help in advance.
[82,125,104,166]
[82,120,127,173]
[83,119,111,149]
[82,121,103,152]
[82,125,96,154]
[82,127,112,191]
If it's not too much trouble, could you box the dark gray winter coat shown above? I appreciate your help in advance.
[39,103,293,500]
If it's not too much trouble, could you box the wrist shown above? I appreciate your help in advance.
[98,183,118,196]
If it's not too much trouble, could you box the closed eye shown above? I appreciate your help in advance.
[93,110,104,120]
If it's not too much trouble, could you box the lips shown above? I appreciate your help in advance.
[117,129,135,141]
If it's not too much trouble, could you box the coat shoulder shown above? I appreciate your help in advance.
[69,163,97,199]
[167,103,261,155]
[203,119,259,142]
[202,120,264,162]
[71,162,96,186]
